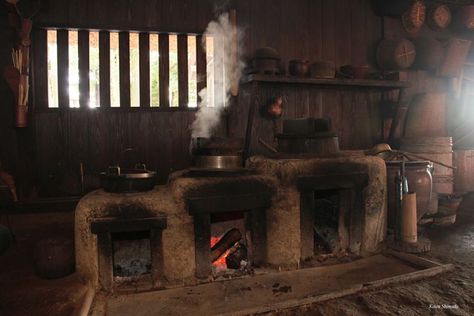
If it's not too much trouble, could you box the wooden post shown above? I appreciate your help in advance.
[150,229,164,288]
[229,9,239,97]
[32,29,48,110]
[159,34,170,108]
[178,34,188,108]
[57,30,69,108]
[248,208,267,266]
[119,32,130,108]
[388,88,408,142]
[96,232,113,292]
[193,213,211,279]
[78,30,90,108]
[300,192,315,260]
[139,33,150,107]
[99,31,111,108]
[196,35,207,106]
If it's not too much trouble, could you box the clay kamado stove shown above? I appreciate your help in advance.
[74,126,387,292]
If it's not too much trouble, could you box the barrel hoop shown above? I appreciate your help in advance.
[433,175,454,183]
[402,151,453,155]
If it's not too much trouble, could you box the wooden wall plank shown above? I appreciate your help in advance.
[196,35,206,106]
[57,29,69,108]
[351,0,367,65]
[99,31,111,108]
[78,30,90,108]
[177,34,188,108]
[119,32,130,108]
[159,33,170,108]
[139,33,150,107]
[32,29,48,110]
[335,0,351,67]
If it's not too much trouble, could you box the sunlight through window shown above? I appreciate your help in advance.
[47,30,58,108]
[150,34,160,107]
[89,31,100,108]
[110,32,120,107]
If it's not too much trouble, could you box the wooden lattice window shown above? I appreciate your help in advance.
[33,28,214,110]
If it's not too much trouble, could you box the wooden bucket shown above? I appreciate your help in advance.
[438,38,471,78]
[376,39,416,70]
[401,137,453,194]
[401,193,418,243]
[454,149,474,193]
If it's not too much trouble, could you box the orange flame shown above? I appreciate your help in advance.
[211,236,232,271]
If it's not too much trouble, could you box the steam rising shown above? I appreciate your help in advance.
[191,13,244,138]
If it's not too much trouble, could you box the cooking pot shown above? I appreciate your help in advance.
[288,60,310,76]
[100,164,157,193]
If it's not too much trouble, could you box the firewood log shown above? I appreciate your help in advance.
[211,228,242,263]
[226,243,248,269]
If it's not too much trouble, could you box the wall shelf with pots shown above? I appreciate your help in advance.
[242,74,411,90]
[241,74,412,160]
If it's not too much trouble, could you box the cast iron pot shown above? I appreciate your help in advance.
[288,60,310,76]
[100,164,157,193]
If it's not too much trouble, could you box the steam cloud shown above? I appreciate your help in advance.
[190,12,244,139]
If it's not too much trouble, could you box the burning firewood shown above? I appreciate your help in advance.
[225,242,248,269]
[210,228,242,263]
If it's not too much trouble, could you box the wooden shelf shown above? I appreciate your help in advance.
[243,74,411,89]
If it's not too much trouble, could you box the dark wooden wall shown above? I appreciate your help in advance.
[1,0,385,197]
[229,0,384,155]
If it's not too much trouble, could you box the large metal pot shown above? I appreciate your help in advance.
[100,164,157,193]
[195,155,242,169]
[288,59,310,76]
[192,137,244,169]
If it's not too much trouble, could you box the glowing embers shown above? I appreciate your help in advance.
[210,213,250,276]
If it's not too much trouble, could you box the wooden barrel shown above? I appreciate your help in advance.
[413,38,443,71]
[401,137,453,194]
[386,161,433,228]
[454,149,474,193]
[376,39,416,70]
[404,93,447,138]
[437,38,472,78]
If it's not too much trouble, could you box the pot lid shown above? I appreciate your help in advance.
[254,47,280,60]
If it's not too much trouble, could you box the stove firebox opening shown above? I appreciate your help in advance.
[210,211,251,276]
[300,187,354,262]
[112,230,152,277]
[313,189,341,255]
